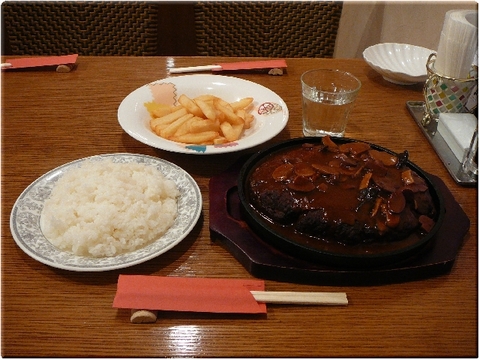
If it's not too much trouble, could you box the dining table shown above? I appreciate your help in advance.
[1,56,478,357]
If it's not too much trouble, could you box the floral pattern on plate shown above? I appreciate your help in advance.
[10,153,202,272]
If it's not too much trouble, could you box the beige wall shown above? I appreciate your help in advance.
[334,1,478,58]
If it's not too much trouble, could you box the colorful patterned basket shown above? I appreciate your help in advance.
[422,53,478,126]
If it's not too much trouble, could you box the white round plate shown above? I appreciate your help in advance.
[10,153,202,272]
[363,43,433,85]
[118,74,289,154]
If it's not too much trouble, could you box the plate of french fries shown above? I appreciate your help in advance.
[118,75,289,154]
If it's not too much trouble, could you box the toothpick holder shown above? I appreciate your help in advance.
[422,53,478,126]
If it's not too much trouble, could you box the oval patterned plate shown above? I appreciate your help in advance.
[117,74,289,154]
[10,153,202,272]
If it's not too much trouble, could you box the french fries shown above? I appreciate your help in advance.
[145,94,255,145]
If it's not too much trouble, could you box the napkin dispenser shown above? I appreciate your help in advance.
[437,113,477,163]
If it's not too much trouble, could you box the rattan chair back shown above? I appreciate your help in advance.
[2,1,158,56]
[194,1,343,58]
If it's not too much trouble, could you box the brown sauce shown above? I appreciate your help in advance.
[246,137,436,246]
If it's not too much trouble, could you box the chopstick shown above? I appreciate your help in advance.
[1,62,74,72]
[168,60,287,75]
[169,64,222,74]
[129,291,348,323]
[250,291,348,305]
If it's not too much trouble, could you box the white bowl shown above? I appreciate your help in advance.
[363,43,434,85]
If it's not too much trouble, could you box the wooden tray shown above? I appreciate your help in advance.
[209,156,470,286]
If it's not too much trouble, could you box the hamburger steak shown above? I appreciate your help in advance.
[247,136,437,246]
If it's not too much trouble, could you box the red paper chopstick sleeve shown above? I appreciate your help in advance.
[113,275,267,314]
[4,54,78,69]
[213,59,287,72]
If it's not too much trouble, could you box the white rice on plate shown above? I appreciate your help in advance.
[40,158,179,257]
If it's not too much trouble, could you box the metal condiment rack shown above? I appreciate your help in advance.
[407,101,477,186]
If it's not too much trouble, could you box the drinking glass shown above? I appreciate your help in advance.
[301,69,361,137]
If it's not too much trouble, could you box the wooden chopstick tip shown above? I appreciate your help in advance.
[250,291,348,306]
